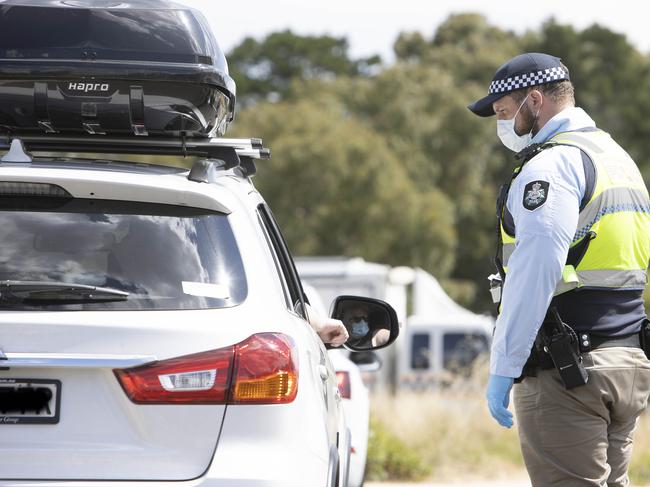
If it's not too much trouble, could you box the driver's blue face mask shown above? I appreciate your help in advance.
[351,320,369,337]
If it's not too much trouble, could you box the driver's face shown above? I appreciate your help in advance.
[345,306,368,324]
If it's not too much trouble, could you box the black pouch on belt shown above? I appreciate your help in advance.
[641,319,650,360]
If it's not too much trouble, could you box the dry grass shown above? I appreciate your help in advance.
[368,360,650,484]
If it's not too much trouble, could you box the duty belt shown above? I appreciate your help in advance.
[577,332,642,354]
[521,331,643,377]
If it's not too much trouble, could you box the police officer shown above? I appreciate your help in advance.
[468,52,650,486]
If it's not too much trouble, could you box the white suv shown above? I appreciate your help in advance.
[0,137,398,486]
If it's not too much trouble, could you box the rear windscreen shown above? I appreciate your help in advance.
[0,7,214,63]
[0,197,247,310]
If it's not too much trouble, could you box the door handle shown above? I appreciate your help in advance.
[334,387,342,401]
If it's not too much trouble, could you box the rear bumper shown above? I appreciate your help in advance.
[0,442,328,487]
[0,481,303,487]
[1,471,326,487]
[1,452,328,487]
[3,413,330,487]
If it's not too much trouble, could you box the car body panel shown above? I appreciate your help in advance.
[302,284,355,487]
[329,350,369,487]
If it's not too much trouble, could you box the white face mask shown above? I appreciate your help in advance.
[496,94,539,153]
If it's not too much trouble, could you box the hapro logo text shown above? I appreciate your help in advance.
[68,82,111,93]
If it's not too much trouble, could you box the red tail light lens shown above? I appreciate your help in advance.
[114,347,234,404]
[114,333,298,405]
[336,371,351,399]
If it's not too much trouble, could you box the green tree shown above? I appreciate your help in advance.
[395,13,520,86]
[227,30,380,106]
[229,96,457,275]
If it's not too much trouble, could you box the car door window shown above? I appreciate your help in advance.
[257,204,307,319]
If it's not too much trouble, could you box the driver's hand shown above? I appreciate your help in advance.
[304,303,349,346]
[316,318,349,347]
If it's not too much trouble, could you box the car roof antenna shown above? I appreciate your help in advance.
[1,139,33,163]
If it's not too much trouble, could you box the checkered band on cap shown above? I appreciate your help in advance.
[489,67,568,94]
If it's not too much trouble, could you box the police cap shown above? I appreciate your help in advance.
[468,52,570,117]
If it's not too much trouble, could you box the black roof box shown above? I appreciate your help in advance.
[0,0,236,138]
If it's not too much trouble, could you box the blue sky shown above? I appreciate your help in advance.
[181,0,650,63]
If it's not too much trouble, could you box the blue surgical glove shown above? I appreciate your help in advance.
[486,374,515,428]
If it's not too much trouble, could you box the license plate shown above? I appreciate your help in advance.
[0,379,61,424]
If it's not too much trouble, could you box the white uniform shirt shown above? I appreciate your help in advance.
[490,107,596,377]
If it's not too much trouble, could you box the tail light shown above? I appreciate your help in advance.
[114,333,298,405]
[114,347,234,404]
[336,371,351,399]
[231,333,298,404]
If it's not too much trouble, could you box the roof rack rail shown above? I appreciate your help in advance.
[0,134,271,169]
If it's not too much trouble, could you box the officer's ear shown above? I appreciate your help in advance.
[528,89,544,109]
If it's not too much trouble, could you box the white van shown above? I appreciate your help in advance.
[399,316,492,389]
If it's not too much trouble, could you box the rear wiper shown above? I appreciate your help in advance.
[0,280,129,302]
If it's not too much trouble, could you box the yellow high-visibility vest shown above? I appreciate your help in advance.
[500,129,650,295]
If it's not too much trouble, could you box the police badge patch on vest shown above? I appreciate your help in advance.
[523,180,550,211]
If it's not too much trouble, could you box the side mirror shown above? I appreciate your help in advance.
[349,350,382,373]
[331,295,399,351]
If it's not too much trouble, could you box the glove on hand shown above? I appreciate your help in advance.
[486,374,514,428]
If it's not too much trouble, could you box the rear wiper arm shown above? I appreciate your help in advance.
[0,280,129,302]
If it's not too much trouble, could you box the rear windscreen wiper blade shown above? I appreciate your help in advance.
[0,280,129,302]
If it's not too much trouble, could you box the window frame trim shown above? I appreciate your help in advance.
[256,203,307,319]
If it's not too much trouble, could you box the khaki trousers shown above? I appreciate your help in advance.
[514,347,650,487]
